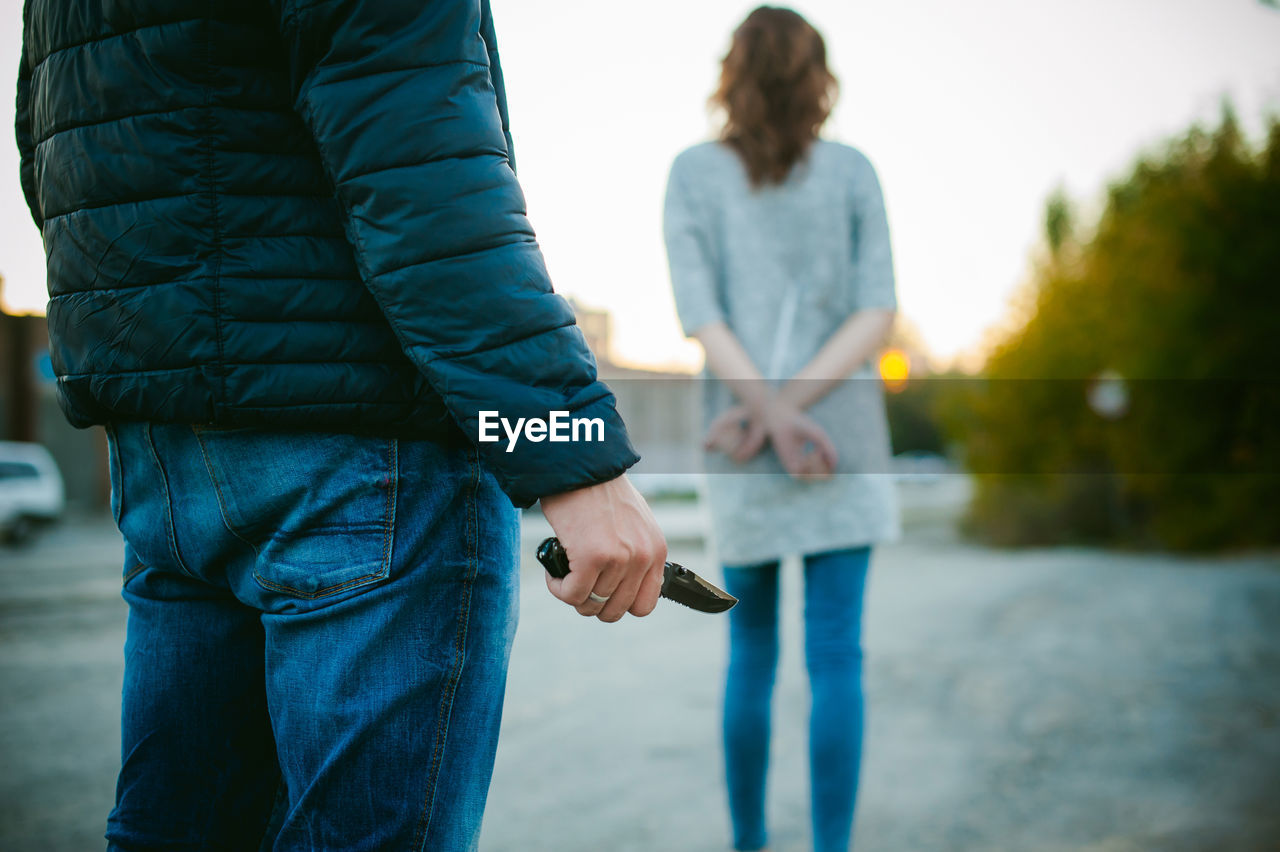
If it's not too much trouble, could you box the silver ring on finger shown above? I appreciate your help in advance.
[588,591,610,604]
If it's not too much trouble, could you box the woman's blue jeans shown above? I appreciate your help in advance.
[103,422,519,852]
[722,547,870,852]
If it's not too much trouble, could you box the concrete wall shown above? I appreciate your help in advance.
[0,312,109,512]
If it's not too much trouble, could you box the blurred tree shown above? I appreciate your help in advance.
[1043,186,1073,257]
[949,106,1280,549]
[885,378,950,456]
[882,315,951,455]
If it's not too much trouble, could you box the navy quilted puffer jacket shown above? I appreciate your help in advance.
[15,0,638,507]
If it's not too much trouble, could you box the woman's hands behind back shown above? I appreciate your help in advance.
[704,402,838,480]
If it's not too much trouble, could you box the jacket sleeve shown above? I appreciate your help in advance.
[478,0,515,174]
[15,40,42,232]
[271,0,637,507]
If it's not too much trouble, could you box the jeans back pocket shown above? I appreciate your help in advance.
[193,427,397,601]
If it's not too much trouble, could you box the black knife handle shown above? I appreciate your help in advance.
[536,536,572,579]
[537,536,683,582]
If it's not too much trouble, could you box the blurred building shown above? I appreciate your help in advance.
[568,297,612,363]
[0,307,42,443]
[1,281,109,512]
[568,298,701,479]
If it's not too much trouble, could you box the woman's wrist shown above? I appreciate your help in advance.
[732,388,804,432]
[760,395,802,433]
[774,380,816,413]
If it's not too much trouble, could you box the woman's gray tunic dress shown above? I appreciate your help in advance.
[664,140,900,565]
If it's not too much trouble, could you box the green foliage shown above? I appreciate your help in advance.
[1043,186,1073,257]
[950,106,1280,550]
[884,377,951,455]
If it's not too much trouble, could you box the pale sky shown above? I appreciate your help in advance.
[2,0,1278,370]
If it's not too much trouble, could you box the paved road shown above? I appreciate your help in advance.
[2,494,1278,851]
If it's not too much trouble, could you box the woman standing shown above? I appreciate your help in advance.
[663,7,900,851]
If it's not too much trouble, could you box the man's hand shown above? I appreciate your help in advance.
[539,475,667,622]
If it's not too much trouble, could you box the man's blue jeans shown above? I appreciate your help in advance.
[722,548,871,852]
[103,422,520,852]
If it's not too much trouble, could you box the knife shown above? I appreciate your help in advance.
[536,537,737,614]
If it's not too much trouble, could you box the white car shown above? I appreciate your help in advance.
[0,441,65,545]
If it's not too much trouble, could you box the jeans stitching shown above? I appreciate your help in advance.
[143,424,196,579]
[413,449,480,851]
[253,570,387,599]
[105,424,124,526]
[122,562,147,586]
[192,428,396,599]
[192,427,262,558]
[383,439,398,576]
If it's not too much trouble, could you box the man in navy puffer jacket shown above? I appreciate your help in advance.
[17,1,667,848]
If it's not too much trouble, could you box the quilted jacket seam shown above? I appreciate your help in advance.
[216,236,346,245]
[61,357,409,378]
[221,319,387,327]
[40,190,331,223]
[221,402,438,411]
[339,153,502,186]
[34,104,289,148]
[16,43,42,230]
[306,58,488,92]
[298,92,379,307]
[370,239,535,281]
[201,10,229,410]
[214,270,354,280]
[46,271,356,297]
[30,17,206,71]
[417,320,577,366]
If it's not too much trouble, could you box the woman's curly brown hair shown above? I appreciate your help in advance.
[710,6,838,188]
